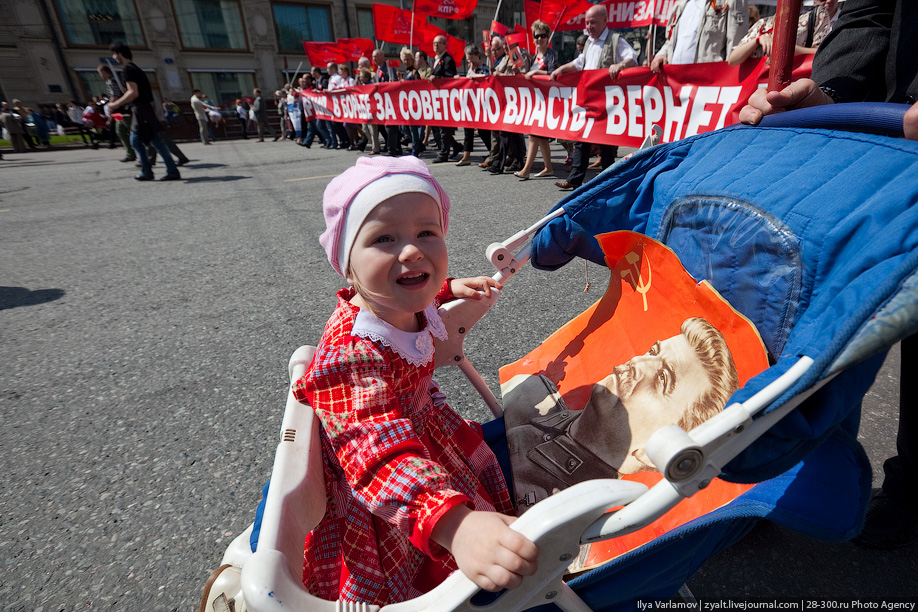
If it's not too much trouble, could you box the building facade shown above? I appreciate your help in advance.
[0,0,520,110]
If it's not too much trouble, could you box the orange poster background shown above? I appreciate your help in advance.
[499,231,769,569]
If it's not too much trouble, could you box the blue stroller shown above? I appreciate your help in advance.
[228,104,918,611]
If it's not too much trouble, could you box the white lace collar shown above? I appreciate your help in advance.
[352,303,448,366]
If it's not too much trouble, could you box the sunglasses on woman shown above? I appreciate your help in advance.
[533,33,549,39]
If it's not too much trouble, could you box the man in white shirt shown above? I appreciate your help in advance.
[190,89,211,144]
[549,4,637,190]
[651,0,748,71]
[327,63,346,90]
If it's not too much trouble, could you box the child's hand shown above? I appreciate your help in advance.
[432,505,539,592]
[450,276,503,300]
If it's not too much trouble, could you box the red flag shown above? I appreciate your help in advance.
[337,38,374,61]
[413,0,478,20]
[372,3,421,46]
[539,0,594,31]
[511,23,533,53]
[506,32,527,47]
[490,20,509,36]
[445,33,467,64]
[303,42,348,66]
[417,20,446,48]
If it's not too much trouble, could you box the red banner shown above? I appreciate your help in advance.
[297,56,812,148]
[337,38,374,61]
[524,0,677,31]
[303,42,348,66]
[413,0,478,20]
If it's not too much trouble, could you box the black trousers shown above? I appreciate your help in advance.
[882,333,918,507]
[384,125,403,155]
[493,131,525,170]
[567,141,617,186]
[463,127,491,153]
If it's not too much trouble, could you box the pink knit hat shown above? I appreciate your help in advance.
[320,156,451,277]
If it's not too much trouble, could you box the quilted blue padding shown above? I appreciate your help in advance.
[530,124,918,483]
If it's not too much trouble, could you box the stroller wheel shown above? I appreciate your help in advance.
[199,564,245,612]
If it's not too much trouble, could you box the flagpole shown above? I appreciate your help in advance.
[769,0,803,92]
[288,61,303,88]
[410,6,415,49]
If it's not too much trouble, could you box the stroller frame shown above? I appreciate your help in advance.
[241,241,826,612]
[235,103,918,611]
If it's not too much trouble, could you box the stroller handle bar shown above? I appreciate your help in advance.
[757,102,909,138]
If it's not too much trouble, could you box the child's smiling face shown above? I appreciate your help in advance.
[347,193,447,331]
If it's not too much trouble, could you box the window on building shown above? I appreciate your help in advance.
[76,67,159,106]
[356,7,374,41]
[77,70,108,102]
[173,0,247,50]
[54,0,144,47]
[188,71,255,107]
[272,3,332,52]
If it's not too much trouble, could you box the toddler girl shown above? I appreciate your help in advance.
[298,156,537,604]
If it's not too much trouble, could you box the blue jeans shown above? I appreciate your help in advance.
[322,119,338,147]
[314,120,331,146]
[303,119,325,145]
[131,130,179,178]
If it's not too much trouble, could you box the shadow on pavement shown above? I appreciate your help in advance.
[0,286,65,310]
[180,175,250,183]
[179,163,228,169]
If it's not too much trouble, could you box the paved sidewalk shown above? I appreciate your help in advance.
[0,140,914,611]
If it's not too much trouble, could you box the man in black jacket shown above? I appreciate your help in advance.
[741,0,917,549]
[430,35,462,163]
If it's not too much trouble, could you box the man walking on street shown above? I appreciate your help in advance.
[97,63,135,162]
[108,41,181,181]
[252,89,277,142]
[430,35,461,162]
[190,89,211,145]
[550,4,637,190]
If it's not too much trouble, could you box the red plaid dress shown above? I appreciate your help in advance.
[292,286,513,605]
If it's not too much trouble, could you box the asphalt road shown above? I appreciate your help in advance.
[1,138,914,612]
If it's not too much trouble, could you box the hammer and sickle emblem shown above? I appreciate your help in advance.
[620,251,652,311]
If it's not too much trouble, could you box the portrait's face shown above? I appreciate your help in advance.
[590,333,709,441]
[433,37,446,55]
[583,8,606,39]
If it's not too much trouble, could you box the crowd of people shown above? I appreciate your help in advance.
[199,1,917,610]
[1,0,846,187]
[0,97,121,155]
[250,0,844,192]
